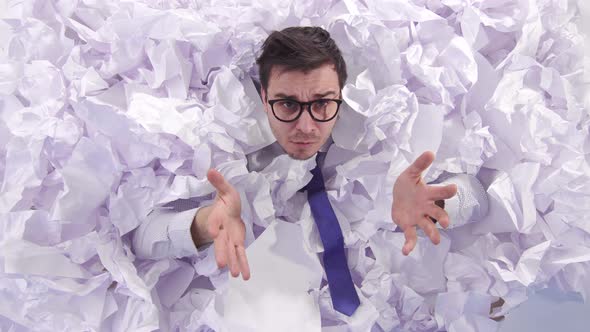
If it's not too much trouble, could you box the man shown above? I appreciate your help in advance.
[132,26,488,317]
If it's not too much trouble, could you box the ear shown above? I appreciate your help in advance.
[261,88,266,101]
[261,88,268,112]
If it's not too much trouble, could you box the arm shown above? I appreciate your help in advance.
[131,198,214,260]
[391,152,490,255]
[131,169,251,280]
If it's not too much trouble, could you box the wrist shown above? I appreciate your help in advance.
[191,204,214,246]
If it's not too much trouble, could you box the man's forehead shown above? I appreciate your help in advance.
[268,63,337,79]
[266,63,340,94]
[272,90,338,100]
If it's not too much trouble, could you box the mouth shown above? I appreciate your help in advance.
[292,141,315,146]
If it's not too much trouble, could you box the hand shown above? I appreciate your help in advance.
[202,169,250,280]
[391,151,457,256]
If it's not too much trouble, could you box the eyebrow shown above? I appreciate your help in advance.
[273,90,338,100]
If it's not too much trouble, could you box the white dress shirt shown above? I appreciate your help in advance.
[131,138,489,261]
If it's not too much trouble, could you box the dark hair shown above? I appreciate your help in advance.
[256,26,347,95]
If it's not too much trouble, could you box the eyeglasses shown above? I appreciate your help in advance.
[267,98,343,122]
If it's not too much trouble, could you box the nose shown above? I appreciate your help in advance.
[294,106,317,134]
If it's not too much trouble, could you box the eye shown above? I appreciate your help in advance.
[315,100,328,107]
[279,101,297,110]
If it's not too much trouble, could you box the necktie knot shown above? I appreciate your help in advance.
[300,153,325,194]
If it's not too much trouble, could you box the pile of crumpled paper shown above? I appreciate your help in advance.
[0,0,588,331]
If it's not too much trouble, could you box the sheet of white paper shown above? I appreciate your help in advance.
[216,220,323,332]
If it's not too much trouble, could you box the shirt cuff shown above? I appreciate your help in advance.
[436,174,489,229]
[167,207,201,258]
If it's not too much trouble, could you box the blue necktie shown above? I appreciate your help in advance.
[300,153,360,316]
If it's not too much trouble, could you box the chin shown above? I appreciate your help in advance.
[280,139,322,160]
[292,154,316,161]
[287,149,318,161]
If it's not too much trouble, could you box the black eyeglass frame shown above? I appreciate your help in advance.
[267,98,343,123]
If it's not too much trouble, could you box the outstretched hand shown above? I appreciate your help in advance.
[391,152,457,255]
[205,169,250,280]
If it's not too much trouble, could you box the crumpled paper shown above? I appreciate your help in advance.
[0,0,588,331]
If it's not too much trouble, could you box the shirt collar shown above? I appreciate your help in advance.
[246,136,333,172]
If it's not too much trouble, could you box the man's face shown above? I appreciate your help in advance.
[261,63,340,160]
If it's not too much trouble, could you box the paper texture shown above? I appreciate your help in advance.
[0,0,588,331]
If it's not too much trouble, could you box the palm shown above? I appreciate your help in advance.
[392,177,427,226]
[210,189,241,226]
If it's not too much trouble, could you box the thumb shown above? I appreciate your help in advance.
[207,168,233,196]
[406,151,435,178]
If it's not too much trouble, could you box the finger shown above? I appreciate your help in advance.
[227,243,240,278]
[227,218,246,245]
[426,204,450,228]
[236,245,251,280]
[227,219,248,279]
[417,217,441,245]
[402,226,417,256]
[427,184,457,201]
[214,231,228,268]
[405,151,435,178]
[207,168,234,197]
